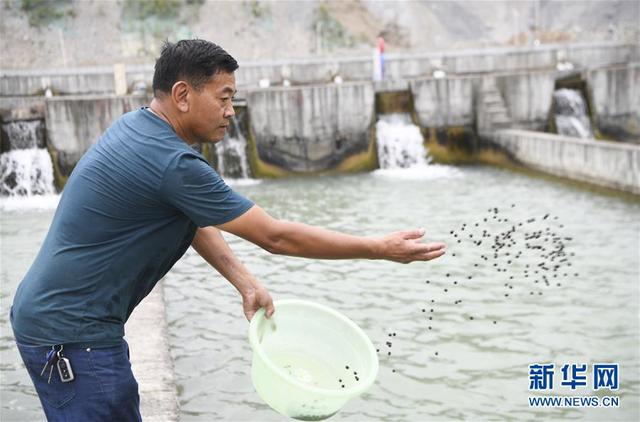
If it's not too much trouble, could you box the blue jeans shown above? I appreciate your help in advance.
[17,340,142,422]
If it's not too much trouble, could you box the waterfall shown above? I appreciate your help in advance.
[375,113,431,169]
[215,134,249,179]
[215,118,260,185]
[1,119,56,199]
[373,113,462,180]
[0,149,55,196]
[1,120,45,149]
[553,88,594,139]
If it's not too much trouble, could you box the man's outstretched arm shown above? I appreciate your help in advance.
[216,205,445,264]
[191,226,274,321]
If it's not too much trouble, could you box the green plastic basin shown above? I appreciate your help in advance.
[248,299,379,420]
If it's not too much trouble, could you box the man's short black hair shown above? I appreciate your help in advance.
[152,39,239,95]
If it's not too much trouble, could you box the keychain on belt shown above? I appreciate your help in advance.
[40,345,75,383]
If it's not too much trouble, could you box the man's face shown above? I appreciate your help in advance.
[188,71,236,143]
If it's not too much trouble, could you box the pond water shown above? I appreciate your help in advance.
[1,165,639,421]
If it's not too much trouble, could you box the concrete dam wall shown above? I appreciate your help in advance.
[1,42,636,96]
[32,84,376,185]
[409,62,639,132]
[247,82,375,172]
[1,42,638,194]
[27,60,636,190]
[44,95,150,178]
[491,129,640,194]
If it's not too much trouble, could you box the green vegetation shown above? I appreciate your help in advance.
[247,0,269,20]
[21,0,73,27]
[122,0,181,20]
[120,0,204,57]
[313,3,357,51]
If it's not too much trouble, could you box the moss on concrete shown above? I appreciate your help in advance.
[426,129,640,200]
[336,127,379,172]
[199,142,218,169]
[244,116,291,179]
[244,103,378,178]
[247,129,377,178]
[375,91,414,115]
[422,126,479,164]
[47,146,70,192]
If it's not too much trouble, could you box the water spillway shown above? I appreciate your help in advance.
[552,88,594,139]
[1,119,46,150]
[215,118,252,180]
[0,118,55,197]
[0,149,55,196]
[375,113,430,170]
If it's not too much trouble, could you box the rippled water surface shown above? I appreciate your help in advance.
[1,165,639,421]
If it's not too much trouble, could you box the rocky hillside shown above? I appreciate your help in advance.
[0,0,638,69]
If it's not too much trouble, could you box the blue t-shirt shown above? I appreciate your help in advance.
[11,108,254,347]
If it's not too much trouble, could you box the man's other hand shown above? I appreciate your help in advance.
[241,284,275,321]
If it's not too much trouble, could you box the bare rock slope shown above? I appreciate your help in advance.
[0,0,638,69]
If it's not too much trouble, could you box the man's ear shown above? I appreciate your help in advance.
[171,81,190,113]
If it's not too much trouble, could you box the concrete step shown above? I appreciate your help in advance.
[488,110,510,121]
[491,116,513,125]
[481,92,503,103]
[482,99,504,107]
[484,103,508,113]
[481,87,501,94]
[491,122,513,130]
[481,79,498,91]
[127,283,180,421]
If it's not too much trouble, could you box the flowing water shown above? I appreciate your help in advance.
[215,118,252,180]
[375,114,430,170]
[1,120,45,150]
[0,119,54,197]
[553,88,594,139]
[1,120,639,421]
[161,170,640,421]
[0,149,56,197]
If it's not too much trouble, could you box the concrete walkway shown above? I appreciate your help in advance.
[126,282,180,421]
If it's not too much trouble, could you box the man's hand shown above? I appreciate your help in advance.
[218,205,445,263]
[192,226,276,322]
[378,228,446,264]
[241,284,275,321]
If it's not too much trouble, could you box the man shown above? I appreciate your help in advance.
[11,39,445,421]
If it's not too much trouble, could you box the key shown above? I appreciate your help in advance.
[56,350,75,383]
[40,348,57,377]
[47,364,54,384]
